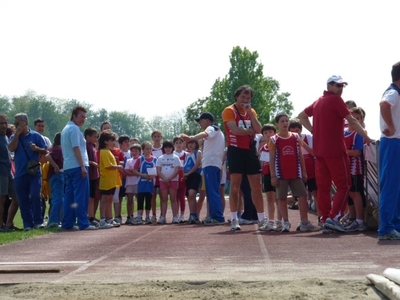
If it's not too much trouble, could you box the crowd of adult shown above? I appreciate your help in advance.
[1,61,400,240]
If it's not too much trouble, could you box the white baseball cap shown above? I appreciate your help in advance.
[327,75,348,85]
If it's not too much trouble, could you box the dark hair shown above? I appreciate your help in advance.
[234,85,254,101]
[53,132,61,147]
[141,141,152,150]
[392,61,400,82]
[162,140,174,151]
[34,118,44,126]
[350,107,365,120]
[261,124,276,134]
[118,134,130,144]
[130,143,142,153]
[84,127,98,138]
[151,130,162,138]
[100,121,111,131]
[98,130,117,149]
[274,112,289,123]
[345,100,357,108]
[70,106,87,121]
[173,136,184,144]
[288,119,302,131]
[187,139,200,150]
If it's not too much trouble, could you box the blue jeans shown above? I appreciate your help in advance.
[378,138,400,236]
[49,172,65,224]
[14,173,43,229]
[203,166,224,222]
[62,167,90,229]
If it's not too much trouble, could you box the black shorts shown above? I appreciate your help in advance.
[119,185,126,197]
[186,173,201,191]
[100,187,116,195]
[348,175,366,207]
[89,179,98,199]
[227,146,261,175]
[263,174,276,192]
[305,178,317,192]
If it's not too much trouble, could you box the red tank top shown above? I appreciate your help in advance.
[271,133,302,179]
[224,105,252,150]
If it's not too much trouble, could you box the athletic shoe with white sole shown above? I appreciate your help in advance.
[230,219,241,231]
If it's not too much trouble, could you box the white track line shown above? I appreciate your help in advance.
[54,227,164,282]
[255,225,272,267]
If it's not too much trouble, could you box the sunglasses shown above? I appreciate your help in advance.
[334,83,346,88]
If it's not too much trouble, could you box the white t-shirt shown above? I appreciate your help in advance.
[156,153,181,181]
[380,88,400,139]
[125,157,139,186]
[202,125,225,169]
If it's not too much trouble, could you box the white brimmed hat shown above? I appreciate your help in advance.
[327,75,348,85]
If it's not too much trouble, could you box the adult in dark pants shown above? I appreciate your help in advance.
[238,175,258,224]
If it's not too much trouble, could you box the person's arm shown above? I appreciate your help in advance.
[45,153,60,173]
[298,138,308,183]
[8,121,26,152]
[298,111,313,134]
[345,114,373,144]
[29,142,48,155]
[157,166,168,182]
[167,166,180,181]
[246,107,262,134]
[73,147,87,178]
[269,148,278,187]
[184,151,202,177]
[301,141,314,156]
[380,103,395,136]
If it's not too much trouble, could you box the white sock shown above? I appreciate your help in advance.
[231,212,237,221]
[257,213,265,222]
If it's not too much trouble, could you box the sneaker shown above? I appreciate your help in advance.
[202,215,211,224]
[90,219,100,228]
[24,227,33,231]
[125,216,133,225]
[178,214,185,223]
[345,220,367,232]
[131,216,143,225]
[114,216,122,225]
[157,216,166,225]
[81,225,98,230]
[151,215,157,225]
[145,216,152,224]
[203,218,225,226]
[65,225,79,231]
[0,226,12,233]
[187,215,201,224]
[107,219,121,228]
[34,223,46,229]
[47,222,61,229]
[99,220,113,229]
[282,221,291,232]
[230,219,241,230]
[299,221,320,232]
[238,218,254,225]
[172,216,179,224]
[324,218,346,232]
[258,219,273,231]
[379,230,400,240]
[272,220,283,231]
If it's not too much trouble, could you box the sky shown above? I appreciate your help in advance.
[1,0,399,140]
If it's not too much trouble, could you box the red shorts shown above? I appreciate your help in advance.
[160,181,178,190]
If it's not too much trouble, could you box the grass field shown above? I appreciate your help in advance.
[0,196,162,246]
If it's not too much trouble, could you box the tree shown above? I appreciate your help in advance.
[185,46,293,129]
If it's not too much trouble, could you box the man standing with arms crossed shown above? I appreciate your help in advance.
[298,75,372,232]
[222,85,269,231]
[378,62,400,240]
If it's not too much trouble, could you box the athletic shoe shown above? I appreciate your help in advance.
[0,226,11,232]
[47,222,61,229]
[99,220,112,229]
[65,225,79,231]
[107,219,121,228]
[34,223,46,229]
[299,221,320,232]
[172,216,179,224]
[203,218,225,226]
[345,220,367,232]
[125,216,133,225]
[202,215,211,224]
[178,214,185,223]
[114,216,122,225]
[238,218,254,225]
[272,220,283,231]
[131,216,143,225]
[282,221,291,232]
[187,215,201,224]
[145,216,152,224]
[230,219,241,231]
[151,215,157,225]
[90,219,100,228]
[324,218,346,232]
[157,216,166,225]
[81,225,98,230]
[379,230,400,240]
[24,227,32,231]
[258,219,274,231]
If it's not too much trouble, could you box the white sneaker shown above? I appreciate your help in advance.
[282,221,291,232]
[131,216,143,225]
[157,216,166,225]
[231,219,241,231]
[178,214,185,223]
[172,216,179,224]
[82,225,98,230]
[238,218,254,225]
[299,221,320,232]
[99,220,112,229]
[258,219,273,231]
[151,215,157,224]
[145,216,152,224]
[34,223,46,229]
[272,220,283,231]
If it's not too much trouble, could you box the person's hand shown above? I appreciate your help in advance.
[271,176,278,187]
[180,134,192,142]
[364,136,374,145]
[15,121,26,135]
[54,165,60,174]
[241,102,252,113]
[382,126,395,137]
[81,166,87,178]
[29,142,37,151]
[302,173,308,184]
